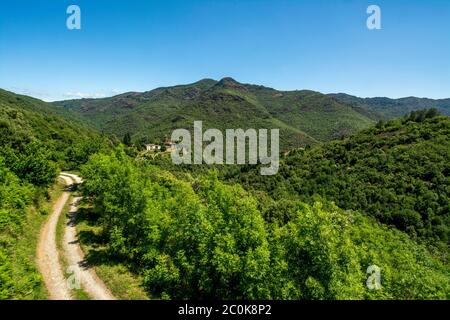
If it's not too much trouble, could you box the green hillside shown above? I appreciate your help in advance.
[244,84,374,141]
[53,78,376,149]
[0,89,108,171]
[223,111,450,252]
[330,93,450,119]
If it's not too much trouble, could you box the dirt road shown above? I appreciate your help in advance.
[36,173,115,300]
[36,175,73,300]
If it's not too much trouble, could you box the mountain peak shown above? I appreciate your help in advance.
[219,77,238,83]
[192,78,217,86]
[216,77,246,90]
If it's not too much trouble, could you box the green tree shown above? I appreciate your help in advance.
[122,132,132,146]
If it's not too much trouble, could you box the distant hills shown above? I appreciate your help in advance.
[3,78,449,151]
[52,78,450,150]
[329,93,450,119]
[52,78,377,150]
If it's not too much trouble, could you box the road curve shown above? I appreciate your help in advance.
[61,173,115,300]
[37,173,115,300]
[37,175,73,300]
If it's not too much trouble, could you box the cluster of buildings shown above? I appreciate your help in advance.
[145,140,177,152]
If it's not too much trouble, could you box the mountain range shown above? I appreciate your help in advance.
[2,78,449,151]
[51,78,450,150]
[329,93,450,119]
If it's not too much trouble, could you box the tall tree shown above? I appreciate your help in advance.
[122,132,132,146]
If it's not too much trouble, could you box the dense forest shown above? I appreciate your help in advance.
[223,111,450,254]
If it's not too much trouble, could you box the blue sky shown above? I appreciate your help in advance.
[0,0,449,101]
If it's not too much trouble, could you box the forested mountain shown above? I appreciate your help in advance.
[53,78,376,149]
[0,89,108,298]
[329,93,450,119]
[54,79,450,150]
[223,111,450,252]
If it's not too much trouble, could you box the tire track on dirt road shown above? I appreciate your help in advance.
[37,173,115,300]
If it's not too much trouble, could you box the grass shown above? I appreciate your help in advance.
[9,178,65,299]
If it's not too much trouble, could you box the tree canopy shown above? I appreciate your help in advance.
[80,147,450,299]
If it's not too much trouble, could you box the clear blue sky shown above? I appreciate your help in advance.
[0,0,449,101]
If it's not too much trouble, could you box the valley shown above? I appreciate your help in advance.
[0,84,449,300]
